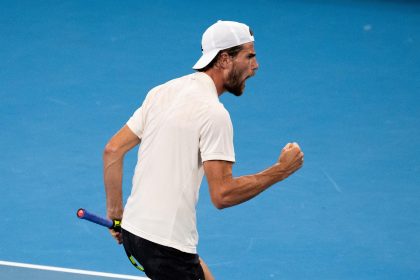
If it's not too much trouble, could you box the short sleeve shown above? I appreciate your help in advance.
[199,108,235,163]
[126,106,145,138]
[126,85,162,139]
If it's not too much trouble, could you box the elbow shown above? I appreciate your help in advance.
[213,200,227,210]
[210,189,231,210]
[104,142,122,160]
[104,142,116,156]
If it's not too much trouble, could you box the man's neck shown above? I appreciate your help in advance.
[203,69,225,96]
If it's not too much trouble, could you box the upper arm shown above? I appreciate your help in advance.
[203,160,234,209]
[105,125,141,156]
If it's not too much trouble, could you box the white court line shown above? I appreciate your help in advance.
[0,260,149,279]
[322,169,342,193]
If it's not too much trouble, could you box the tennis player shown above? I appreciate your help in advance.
[103,20,304,280]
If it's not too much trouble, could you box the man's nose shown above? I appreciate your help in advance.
[252,58,259,71]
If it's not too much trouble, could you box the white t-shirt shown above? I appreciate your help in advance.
[122,72,235,254]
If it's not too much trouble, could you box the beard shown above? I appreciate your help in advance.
[224,65,246,97]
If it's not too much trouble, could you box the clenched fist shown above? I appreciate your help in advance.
[278,142,304,177]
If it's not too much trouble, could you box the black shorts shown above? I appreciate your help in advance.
[122,229,205,280]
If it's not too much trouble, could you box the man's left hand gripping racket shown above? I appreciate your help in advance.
[76,208,144,272]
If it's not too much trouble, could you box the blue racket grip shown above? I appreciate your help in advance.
[77,208,121,232]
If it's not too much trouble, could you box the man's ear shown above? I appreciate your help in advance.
[216,52,231,69]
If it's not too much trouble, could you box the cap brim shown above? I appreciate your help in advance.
[192,49,220,70]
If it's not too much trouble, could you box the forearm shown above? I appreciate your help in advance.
[205,143,304,210]
[103,151,124,219]
[102,125,141,219]
[216,163,288,209]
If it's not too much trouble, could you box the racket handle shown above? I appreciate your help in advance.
[77,208,121,232]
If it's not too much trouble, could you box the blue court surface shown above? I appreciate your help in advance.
[1,1,419,279]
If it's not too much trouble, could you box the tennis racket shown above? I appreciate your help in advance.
[76,208,121,231]
[76,208,144,272]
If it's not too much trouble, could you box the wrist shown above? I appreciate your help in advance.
[107,208,123,220]
[273,162,290,180]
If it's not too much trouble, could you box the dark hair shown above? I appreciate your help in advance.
[196,28,254,72]
[197,45,244,72]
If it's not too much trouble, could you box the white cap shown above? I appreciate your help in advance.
[192,20,254,70]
